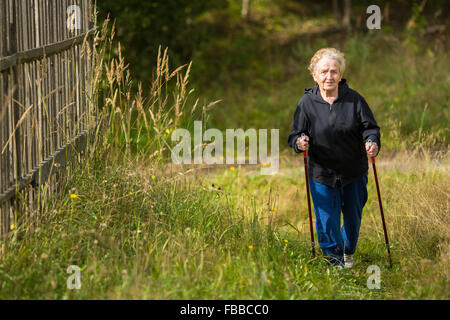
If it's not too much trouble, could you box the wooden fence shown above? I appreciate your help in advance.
[0,0,97,238]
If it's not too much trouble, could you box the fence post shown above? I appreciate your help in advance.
[9,1,21,182]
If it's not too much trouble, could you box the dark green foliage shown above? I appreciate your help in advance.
[96,0,228,87]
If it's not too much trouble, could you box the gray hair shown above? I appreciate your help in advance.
[308,48,346,76]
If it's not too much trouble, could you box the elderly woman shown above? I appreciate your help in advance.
[288,48,380,268]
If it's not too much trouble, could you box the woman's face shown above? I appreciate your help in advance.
[313,57,342,93]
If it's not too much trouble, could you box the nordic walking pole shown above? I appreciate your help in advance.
[368,139,393,268]
[301,133,315,258]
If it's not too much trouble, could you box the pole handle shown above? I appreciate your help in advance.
[367,139,375,163]
[301,133,307,141]
[301,133,308,156]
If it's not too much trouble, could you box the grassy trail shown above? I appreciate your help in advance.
[136,152,449,299]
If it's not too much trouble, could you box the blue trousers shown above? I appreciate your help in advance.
[309,173,368,265]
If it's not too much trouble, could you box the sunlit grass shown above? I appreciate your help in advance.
[1,149,447,299]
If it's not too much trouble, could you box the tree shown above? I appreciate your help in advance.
[332,0,340,23]
[241,0,251,19]
[343,0,352,32]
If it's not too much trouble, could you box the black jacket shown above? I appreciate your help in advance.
[288,79,381,188]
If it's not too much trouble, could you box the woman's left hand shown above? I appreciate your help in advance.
[365,141,379,158]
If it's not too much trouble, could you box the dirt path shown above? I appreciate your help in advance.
[136,150,449,182]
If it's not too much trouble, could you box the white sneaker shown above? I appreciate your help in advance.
[344,254,354,269]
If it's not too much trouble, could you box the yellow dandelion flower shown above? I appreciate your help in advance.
[70,194,78,199]
[284,239,288,243]
[262,163,270,167]
[230,166,235,171]
[248,245,253,250]
[432,173,435,178]
[267,279,271,284]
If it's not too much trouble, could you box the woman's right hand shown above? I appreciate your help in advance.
[296,135,309,151]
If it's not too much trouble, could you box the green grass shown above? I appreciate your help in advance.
[0,150,448,299]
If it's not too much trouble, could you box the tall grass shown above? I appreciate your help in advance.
[94,20,194,162]
[0,155,365,299]
[205,150,449,299]
[2,146,447,298]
